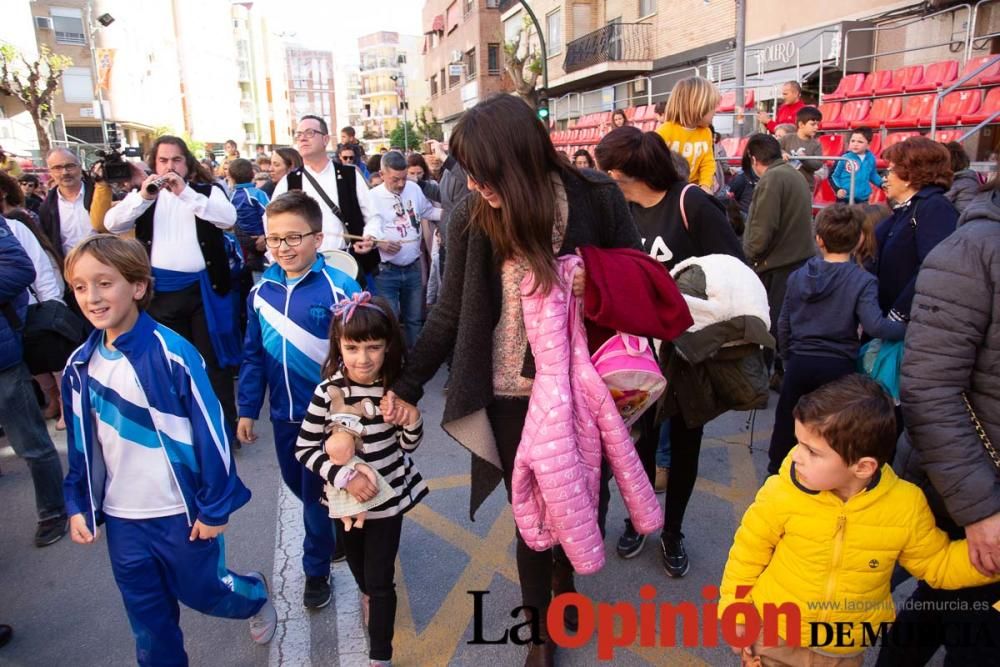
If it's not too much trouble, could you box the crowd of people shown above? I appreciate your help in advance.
[0,73,999,667]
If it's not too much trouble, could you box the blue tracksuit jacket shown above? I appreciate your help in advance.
[237,256,361,423]
[63,312,250,533]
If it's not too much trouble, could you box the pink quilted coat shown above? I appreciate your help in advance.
[510,255,663,574]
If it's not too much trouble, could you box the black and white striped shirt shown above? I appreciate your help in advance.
[295,374,428,520]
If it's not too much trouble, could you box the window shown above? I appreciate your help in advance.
[486,0,499,7]
[466,48,477,80]
[488,43,501,75]
[397,53,407,65]
[62,67,93,103]
[430,75,438,97]
[448,65,461,89]
[51,7,85,45]
[639,0,656,17]
[546,9,562,56]
[464,0,474,16]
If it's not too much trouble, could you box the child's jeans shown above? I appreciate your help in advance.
[655,420,672,469]
[340,514,404,661]
[105,513,267,666]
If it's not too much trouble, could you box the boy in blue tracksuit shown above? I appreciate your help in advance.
[237,191,361,608]
[62,235,275,666]
[831,127,883,204]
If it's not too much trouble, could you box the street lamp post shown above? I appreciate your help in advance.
[85,0,114,147]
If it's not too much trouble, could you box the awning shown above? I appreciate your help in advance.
[723,66,821,102]
[431,14,444,33]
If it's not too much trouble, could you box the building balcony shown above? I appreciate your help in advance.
[360,59,401,72]
[563,23,651,74]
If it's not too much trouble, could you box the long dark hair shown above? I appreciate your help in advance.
[449,94,578,293]
[148,135,214,184]
[595,126,683,192]
[406,153,432,182]
[321,295,405,389]
[275,147,303,171]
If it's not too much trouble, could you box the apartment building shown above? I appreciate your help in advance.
[0,0,42,155]
[357,31,429,152]
[231,4,293,152]
[286,46,337,132]
[422,0,509,134]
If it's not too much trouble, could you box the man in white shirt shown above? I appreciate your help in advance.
[356,151,440,348]
[269,115,379,280]
[103,136,240,433]
[38,148,94,262]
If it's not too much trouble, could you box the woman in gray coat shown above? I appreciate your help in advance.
[878,179,1000,665]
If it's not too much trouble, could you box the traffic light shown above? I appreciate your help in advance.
[537,95,550,123]
[105,122,120,147]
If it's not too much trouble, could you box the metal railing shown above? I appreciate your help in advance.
[842,4,973,76]
[929,53,1000,137]
[562,23,652,74]
[968,0,1000,60]
[796,30,840,103]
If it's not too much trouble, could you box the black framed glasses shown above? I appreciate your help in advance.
[264,231,318,248]
[293,129,326,141]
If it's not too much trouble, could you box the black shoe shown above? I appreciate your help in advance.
[34,514,67,548]
[660,532,690,578]
[615,519,646,559]
[303,575,331,609]
[332,541,346,563]
[0,624,11,648]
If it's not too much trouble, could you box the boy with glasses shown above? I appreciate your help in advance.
[237,191,361,609]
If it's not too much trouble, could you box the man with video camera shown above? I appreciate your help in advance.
[103,135,240,436]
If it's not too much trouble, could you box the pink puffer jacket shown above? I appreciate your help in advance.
[510,255,663,574]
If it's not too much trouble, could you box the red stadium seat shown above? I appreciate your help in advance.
[717,90,736,113]
[878,131,920,166]
[852,97,902,128]
[906,60,959,92]
[879,65,924,95]
[847,70,893,98]
[813,178,838,210]
[924,89,981,126]
[885,94,936,128]
[932,129,964,143]
[870,186,888,204]
[819,133,845,157]
[818,102,843,129]
[960,86,1000,124]
[958,55,1000,87]
[823,100,871,130]
[824,73,866,101]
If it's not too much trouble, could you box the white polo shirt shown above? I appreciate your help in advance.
[57,185,92,255]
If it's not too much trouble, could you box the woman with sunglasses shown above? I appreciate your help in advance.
[381,94,641,667]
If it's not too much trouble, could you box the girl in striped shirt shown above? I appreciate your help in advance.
[295,292,427,667]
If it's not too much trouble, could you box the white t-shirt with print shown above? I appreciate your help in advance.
[364,180,437,266]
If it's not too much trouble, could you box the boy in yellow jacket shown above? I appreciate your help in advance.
[720,374,999,665]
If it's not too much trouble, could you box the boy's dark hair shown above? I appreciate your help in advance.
[18,173,39,186]
[851,127,873,143]
[745,133,783,166]
[65,235,154,310]
[793,374,896,466]
[300,114,329,135]
[795,106,823,126]
[228,158,254,184]
[322,294,406,389]
[366,154,382,174]
[815,204,864,253]
[944,140,970,172]
[266,191,323,233]
[341,126,356,138]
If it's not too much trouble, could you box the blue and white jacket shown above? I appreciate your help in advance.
[62,312,250,532]
[238,256,361,423]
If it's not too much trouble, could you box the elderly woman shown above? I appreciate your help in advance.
[879,159,1000,667]
[873,137,958,322]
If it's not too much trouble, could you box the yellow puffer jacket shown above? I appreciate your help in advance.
[719,455,999,655]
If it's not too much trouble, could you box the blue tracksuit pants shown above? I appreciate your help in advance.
[105,513,267,667]
[272,420,336,577]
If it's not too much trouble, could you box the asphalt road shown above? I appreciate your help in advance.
[0,370,933,666]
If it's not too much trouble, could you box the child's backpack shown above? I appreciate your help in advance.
[591,333,666,427]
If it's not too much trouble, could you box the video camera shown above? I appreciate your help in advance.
[93,147,133,183]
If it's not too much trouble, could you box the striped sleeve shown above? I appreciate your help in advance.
[399,416,423,452]
[294,381,342,483]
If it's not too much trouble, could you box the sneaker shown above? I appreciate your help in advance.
[303,574,331,609]
[660,532,690,578]
[332,541,346,563]
[654,466,668,494]
[615,519,646,559]
[247,572,276,644]
[34,514,67,548]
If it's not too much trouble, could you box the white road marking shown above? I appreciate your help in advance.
[269,482,312,667]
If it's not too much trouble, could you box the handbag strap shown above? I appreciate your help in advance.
[962,392,1000,474]
[300,168,346,222]
[679,183,695,232]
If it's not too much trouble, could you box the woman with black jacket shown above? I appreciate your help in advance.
[595,127,744,578]
[379,94,642,667]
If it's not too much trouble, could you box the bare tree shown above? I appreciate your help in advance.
[0,45,73,154]
[504,22,542,110]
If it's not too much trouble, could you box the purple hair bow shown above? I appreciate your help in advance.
[331,291,381,322]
